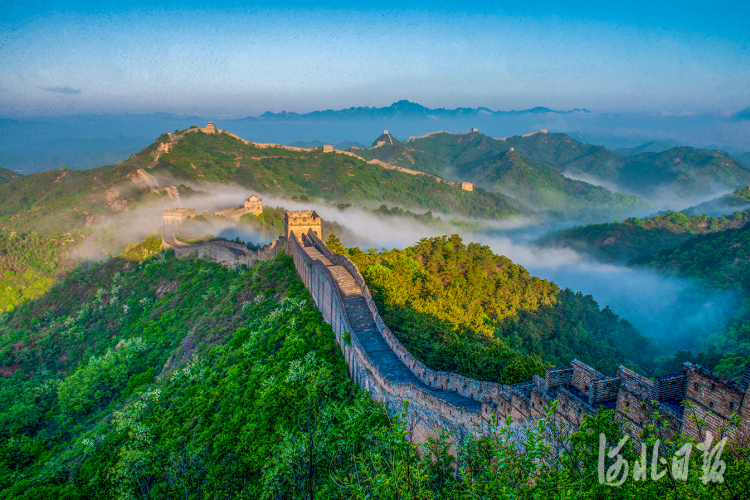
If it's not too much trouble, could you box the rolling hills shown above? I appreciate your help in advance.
[356,130,750,209]
[0,129,522,238]
[538,207,750,263]
[355,131,646,218]
[0,167,20,185]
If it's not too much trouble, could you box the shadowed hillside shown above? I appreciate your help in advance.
[0,167,20,185]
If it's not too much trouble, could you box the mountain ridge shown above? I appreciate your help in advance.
[247,100,591,121]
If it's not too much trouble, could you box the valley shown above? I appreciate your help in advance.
[1,123,750,498]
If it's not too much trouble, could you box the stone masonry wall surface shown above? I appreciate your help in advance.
[159,205,750,443]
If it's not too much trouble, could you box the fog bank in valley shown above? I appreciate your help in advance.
[73,179,739,358]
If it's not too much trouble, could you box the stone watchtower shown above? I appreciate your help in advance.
[205,122,216,134]
[285,210,322,243]
[244,194,263,215]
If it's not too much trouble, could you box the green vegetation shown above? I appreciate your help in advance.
[505,134,750,199]
[683,186,750,216]
[629,222,750,378]
[153,131,520,219]
[0,167,20,185]
[0,243,392,498]
[471,150,643,218]
[539,209,750,262]
[1,236,747,498]
[344,235,654,381]
[356,131,648,218]
[0,230,86,312]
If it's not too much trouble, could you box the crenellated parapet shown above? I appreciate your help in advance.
[159,207,750,443]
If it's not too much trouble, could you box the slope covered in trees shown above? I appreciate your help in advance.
[0,230,86,312]
[0,243,393,498]
[152,130,521,219]
[1,240,748,498]
[0,167,20,185]
[539,209,750,262]
[358,130,750,206]
[354,132,646,218]
[629,223,750,378]
[682,185,750,216]
[341,234,654,381]
[0,130,521,239]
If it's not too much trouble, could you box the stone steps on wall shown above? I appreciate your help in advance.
[305,241,482,412]
[303,247,333,267]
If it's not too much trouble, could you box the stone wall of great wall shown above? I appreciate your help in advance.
[159,180,750,445]
[161,222,282,269]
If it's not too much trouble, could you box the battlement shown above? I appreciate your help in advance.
[159,205,750,444]
[285,210,321,241]
[322,145,334,152]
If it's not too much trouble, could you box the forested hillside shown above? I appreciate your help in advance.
[152,131,521,219]
[355,132,646,218]
[629,223,750,378]
[0,242,394,498]
[0,167,20,185]
[0,231,86,312]
[539,209,750,262]
[360,130,750,203]
[682,185,750,216]
[503,134,750,199]
[343,234,654,380]
[0,130,521,239]
[1,236,748,498]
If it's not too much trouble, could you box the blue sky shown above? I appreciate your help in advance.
[1,0,748,117]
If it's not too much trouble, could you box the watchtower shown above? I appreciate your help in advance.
[285,210,322,243]
[322,145,334,152]
[205,122,216,134]
[461,182,474,192]
[244,194,263,215]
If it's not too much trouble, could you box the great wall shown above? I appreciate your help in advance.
[162,205,750,444]
[147,123,475,192]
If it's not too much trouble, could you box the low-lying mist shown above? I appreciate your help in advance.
[76,178,741,359]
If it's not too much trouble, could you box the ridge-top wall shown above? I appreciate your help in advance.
[305,231,510,411]
[285,232,486,439]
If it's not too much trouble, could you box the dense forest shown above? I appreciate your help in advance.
[629,222,750,378]
[355,132,646,218]
[1,239,748,498]
[152,131,521,220]
[340,234,654,381]
[0,231,85,312]
[0,168,20,185]
[539,208,750,262]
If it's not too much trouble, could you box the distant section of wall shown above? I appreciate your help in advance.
[406,129,478,141]
[521,129,548,138]
[161,222,282,268]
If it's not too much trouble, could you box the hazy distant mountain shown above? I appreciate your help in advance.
[681,186,750,216]
[250,100,590,121]
[2,102,748,175]
[614,140,680,156]
[500,133,750,200]
[736,152,750,167]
